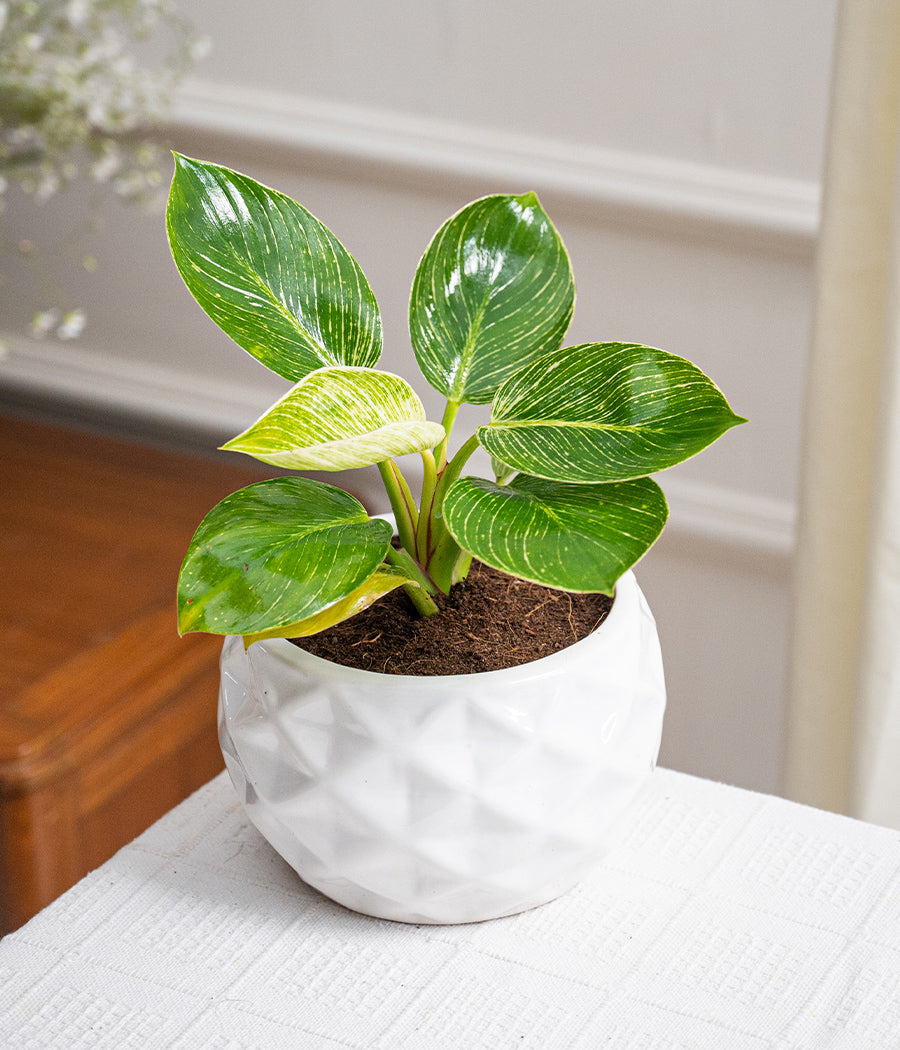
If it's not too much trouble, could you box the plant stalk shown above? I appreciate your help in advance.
[384,546,440,616]
[437,398,461,470]
[436,433,480,501]
[423,433,481,592]
[377,459,418,556]
[416,449,438,563]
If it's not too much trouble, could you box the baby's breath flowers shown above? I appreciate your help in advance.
[0,0,208,339]
[30,306,86,340]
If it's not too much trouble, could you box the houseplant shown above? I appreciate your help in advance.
[167,155,745,923]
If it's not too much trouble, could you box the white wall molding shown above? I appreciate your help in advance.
[661,474,795,563]
[0,336,280,438]
[0,335,795,563]
[170,77,820,254]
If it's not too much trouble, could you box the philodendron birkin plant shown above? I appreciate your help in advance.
[168,156,745,651]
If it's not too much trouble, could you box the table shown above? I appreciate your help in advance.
[0,414,283,932]
[2,769,900,1049]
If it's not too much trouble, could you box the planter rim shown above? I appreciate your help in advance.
[237,568,639,688]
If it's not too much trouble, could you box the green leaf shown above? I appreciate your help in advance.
[166,155,382,382]
[442,474,668,594]
[177,477,393,636]
[221,366,445,471]
[479,342,747,483]
[409,192,574,405]
[241,566,416,647]
[490,455,517,485]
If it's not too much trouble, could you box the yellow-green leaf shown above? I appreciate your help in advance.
[222,367,445,471]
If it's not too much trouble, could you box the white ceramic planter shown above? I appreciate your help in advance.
[218,569,666,924]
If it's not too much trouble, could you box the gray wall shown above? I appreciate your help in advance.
[0,1,840,795]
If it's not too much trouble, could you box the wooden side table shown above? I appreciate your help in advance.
[0,414,292,933]
[0,608,223,933]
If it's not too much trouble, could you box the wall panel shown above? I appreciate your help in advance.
[0,3,839,794]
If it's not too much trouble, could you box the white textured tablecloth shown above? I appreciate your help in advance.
[3,768,900,1049]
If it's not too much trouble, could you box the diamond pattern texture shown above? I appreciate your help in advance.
[219,570,666,923]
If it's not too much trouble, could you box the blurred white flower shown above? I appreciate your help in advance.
[1,2,204,202]
[57,309,87,340]
[31,309,60,338]
[66,0,91,29]
[91,143,121,182]
[35,169,60,201]
[1,0,206,337]
[190,35,212,62]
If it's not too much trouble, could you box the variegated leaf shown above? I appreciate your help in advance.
[409,192,574,405]
[222,367,445,471]
[177,477,393,636]
[242,566,415,647]
[443,474,668,594]
[479,342,747,483]
[167,155,382,382]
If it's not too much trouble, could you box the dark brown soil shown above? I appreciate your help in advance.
[293,561,613,676]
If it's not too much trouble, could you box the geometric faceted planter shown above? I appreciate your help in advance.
[218,569,666,924]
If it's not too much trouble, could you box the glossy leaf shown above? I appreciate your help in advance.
[443,474,668,593]
[221,366,445,471]
[241,567,416,647]
[177,477,393,636]
[409,192,574,405]
[479,342,747,483]
[166,155,382,382]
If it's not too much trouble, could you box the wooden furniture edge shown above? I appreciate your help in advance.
[0,605,225,931]
[0,605,222,794]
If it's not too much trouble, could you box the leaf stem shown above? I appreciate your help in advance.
[438,398,462,470]
[424,433,482,592]
[416,449,438,562]
[429,536,473,592]
[437,433,481,500]
[384,546,440,615]
[452,551,474,584]
[377,460,418,556]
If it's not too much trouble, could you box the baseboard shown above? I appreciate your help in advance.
[170,77,820,255]
[0,335,794,562]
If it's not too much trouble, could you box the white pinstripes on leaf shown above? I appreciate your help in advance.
[409,193,574,405]
[177,477,393,636]
[167,155,382,383]
[443,475,668,594]
[221,367,445,470]
[480,342,746,483]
